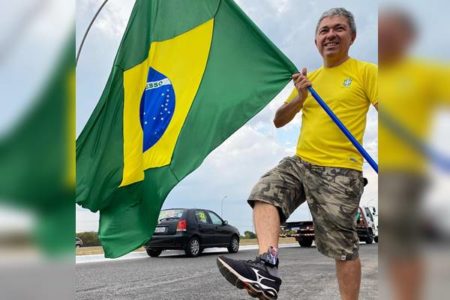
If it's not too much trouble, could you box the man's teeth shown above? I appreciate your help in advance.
[325,42,338,46]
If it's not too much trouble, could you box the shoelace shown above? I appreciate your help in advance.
[246,257,276,270]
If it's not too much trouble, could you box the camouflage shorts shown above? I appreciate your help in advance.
[379,172,427,259]
[248,156,365,261]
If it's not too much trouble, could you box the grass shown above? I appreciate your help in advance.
[76,237,297,256]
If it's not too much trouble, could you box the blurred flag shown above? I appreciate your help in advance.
[76,0,296,258]
[0,33,75,256]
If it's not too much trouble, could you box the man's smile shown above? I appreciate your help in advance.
[324,41,340,48]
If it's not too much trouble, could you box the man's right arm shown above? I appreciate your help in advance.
[273,68,311,128]
[273,96,305,128]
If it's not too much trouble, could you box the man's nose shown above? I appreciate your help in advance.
[325,29,338,39]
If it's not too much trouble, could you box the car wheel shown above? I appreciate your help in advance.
[298,237,313,247]
[146,248,162,257]
[374,236,378,243]
[185,237,201,257]
[365,230,374,244]
[227,236,239,253]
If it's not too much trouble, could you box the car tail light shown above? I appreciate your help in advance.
[176,219,187,232]
[359,219,367,227]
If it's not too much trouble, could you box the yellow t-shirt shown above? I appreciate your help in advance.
[285,58,378,171]
[378,59,450,173]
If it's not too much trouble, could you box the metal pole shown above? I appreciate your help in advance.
[76,0,109,66]
[307,86,379,173]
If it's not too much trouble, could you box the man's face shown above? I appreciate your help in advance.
[315,15,356,60]
[378,13,414,62]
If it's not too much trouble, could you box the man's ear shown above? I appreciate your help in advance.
[350,33,356,44]
[314,38,318,46]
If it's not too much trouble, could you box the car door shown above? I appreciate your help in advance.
[194,210,215,246]
[207,211,230,245]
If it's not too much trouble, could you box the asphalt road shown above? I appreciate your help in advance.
[76,244,378,300]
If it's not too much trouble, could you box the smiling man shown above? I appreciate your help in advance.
[217,8,377,300]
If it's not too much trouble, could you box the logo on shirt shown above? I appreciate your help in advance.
[343,78,352,87]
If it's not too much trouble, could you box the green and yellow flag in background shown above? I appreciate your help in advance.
[76,0,297,258]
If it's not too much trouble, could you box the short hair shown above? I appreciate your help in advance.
[316,8,356,34]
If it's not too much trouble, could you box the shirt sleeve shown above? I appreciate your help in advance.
[432,63,450,106]
[362,62,378,106]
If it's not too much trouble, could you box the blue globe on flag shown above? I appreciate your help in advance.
[140,68,176,152]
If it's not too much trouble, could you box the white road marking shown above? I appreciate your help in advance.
[76,243,299,264]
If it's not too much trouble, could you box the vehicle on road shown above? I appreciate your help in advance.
[282,221,315,247]
[284,206,378,247]
[368,206,378,242]
[144,208,240,257]
[356,206,378,244]
[76,237,83,248]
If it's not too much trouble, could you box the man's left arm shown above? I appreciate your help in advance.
[363,63,379,111]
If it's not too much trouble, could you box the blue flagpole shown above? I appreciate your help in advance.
[379,110,450,172]
[307,86,379,173]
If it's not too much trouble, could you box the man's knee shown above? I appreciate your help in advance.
[253,200,279,216]
[335,257,361,267]
[252,200,284,222]
[253,200,276,209]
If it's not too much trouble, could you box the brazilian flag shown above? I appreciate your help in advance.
[76,0,296,258]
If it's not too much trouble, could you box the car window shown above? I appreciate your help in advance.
[364,208,374,221]
[159,209,185,221]
[208,211,223,225]
[195,210,209,224]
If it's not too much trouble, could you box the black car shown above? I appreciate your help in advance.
[144,208,240,257]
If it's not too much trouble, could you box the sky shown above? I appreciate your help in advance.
[75,0,379,233]
[0,0,73,136]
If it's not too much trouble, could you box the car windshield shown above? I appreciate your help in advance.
[159,209,185,221]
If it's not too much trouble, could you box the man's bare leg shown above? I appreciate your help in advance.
[253,201,280,254]
[336,258,361,300]
[389,259,424,300]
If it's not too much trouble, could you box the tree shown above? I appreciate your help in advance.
[244,231,257,239]
[76,232,100,247]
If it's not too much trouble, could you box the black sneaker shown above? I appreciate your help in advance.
[217,253,281,300]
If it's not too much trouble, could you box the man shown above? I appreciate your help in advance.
[217,8,377,300]
[378,8,450,300]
